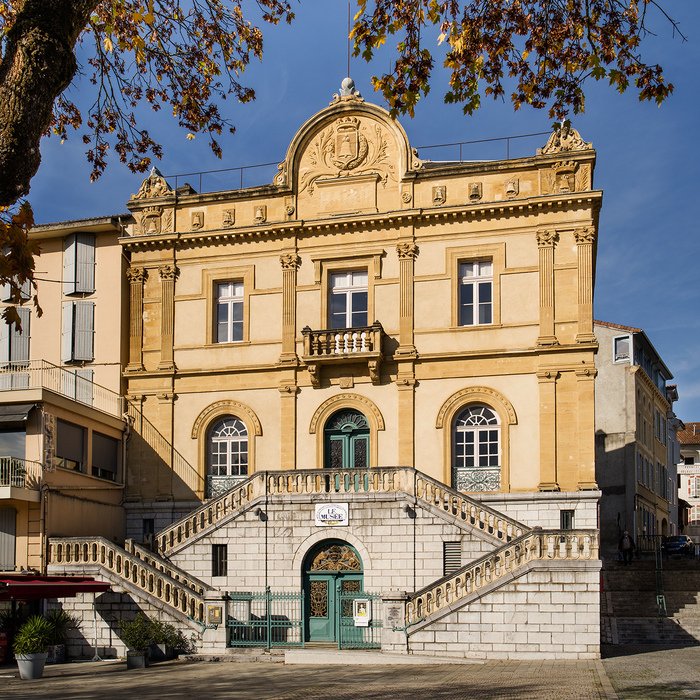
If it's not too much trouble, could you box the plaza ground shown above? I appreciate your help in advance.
[2,645,700,699]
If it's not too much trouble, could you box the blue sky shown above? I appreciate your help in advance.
[28,1,700,419]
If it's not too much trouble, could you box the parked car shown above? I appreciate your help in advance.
[662,535,696,558]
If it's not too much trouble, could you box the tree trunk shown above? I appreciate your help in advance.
[0,0,98,207]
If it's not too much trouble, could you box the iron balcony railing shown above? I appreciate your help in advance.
[0,456,42,490]
[0,360,124,418]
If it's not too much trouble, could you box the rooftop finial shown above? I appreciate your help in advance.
[331,77,364,105]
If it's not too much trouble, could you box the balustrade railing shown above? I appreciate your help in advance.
[406,528,599,626]
[48,536,211,623]
[156,466,528,557]
[0,360,124,418]
[301,322,382,358]
[0,456,42,490]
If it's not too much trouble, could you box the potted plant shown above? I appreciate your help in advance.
[148,619,194,662]
[120,614,153,669]
[45,609,79,664]
[13,615,52,680]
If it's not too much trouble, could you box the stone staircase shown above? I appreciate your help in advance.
[602,560,700,645]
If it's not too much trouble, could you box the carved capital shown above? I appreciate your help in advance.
[536,229,559,248]
[575,367,598,379]
[280,253,301,271]
[159,264,179,281]
[536,369,560,381]
[396,242,418,260]
[574,227,596,245]
[126,267,147,284]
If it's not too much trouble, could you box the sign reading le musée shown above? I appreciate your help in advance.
[315,503,349,527]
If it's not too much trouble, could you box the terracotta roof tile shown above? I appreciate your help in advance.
[594,319,643,334]
[678,422,700,444]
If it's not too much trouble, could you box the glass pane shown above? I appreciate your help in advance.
[479,260,492,276]
[353,437,368,469]
[330,437,344,469]
[330,294,347,328]
[460,262,474,278]
[459,283,474,325]
[232,301,243,322]
[232,320,243,342]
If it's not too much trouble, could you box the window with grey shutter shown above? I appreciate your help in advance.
[443,541,462,576]
[0,307,30,372]
[63,233,95,295]
[61,301,94,362]
[1,278,30,302]
[92,431,118,481]
[55,419,85,471]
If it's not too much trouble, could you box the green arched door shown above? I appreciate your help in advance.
[304,541,363,643]
[324,410,369,469]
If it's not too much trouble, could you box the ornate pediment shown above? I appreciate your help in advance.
[539,123,592,155]
[132,166,174,200]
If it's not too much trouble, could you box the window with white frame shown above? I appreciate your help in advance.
[690,505,700,525]
[690,477,700,498]
[452,405,500,492]
[613,335,631,362]
[329,270,368,329]
[208,417,248,477]
[216,281,244,343]
[458,261,492,326]
[63,233,95,295]
[62,301,94,362]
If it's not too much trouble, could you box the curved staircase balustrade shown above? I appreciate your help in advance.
[48,536,213,623]
[406,529,600,627]
[155,467,530,557]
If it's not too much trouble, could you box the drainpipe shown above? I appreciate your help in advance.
[39,484,48,574]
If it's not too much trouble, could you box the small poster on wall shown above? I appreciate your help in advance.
[353,599,371,627]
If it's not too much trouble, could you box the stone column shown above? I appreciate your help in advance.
[576,367,598,489]
[395,242,418,356]
[279,253,300,470]
[537,369,559,491]
[536,230,559,346]
[158,264,178,370]
[575,227,597,343]
[126,267,147,372]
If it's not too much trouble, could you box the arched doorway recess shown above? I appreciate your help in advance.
[303,540,363,643]
[324,410,369,469]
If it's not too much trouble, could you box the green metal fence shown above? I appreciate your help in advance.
[338,590,382,649]
[228,588,304,647]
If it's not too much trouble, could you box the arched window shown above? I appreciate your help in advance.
[207,417,248,497]
[453,405,500,492]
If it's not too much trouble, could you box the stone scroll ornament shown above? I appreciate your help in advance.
[539,123,592,155]
[132,166,174,199]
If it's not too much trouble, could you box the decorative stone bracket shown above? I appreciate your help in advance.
[301,321,384,388]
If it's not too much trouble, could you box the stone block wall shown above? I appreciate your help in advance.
[382,561,601,660]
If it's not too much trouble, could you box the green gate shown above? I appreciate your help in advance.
[228,588,304,648]
[338,589,382,649]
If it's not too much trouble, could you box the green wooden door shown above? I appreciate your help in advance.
[325,411,369,469]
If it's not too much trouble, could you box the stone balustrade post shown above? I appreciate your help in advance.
[381,590,410,654]
[199,591,229,653]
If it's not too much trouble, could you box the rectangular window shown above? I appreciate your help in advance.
[54,419,85,472]
[691,477,700,499]
[637,453,642,482]
[329,270,368,329]
[458,261,492,326]
[560,510,575,530]
[63,233,95,295]
[443,541,462,576]
[685,456,695,466]
[92,431,119,481]
[216,281,244,343]
[62,301,94,362]
[212,544,227,577]
[0,307,30,367]
[613,335,631,362]
[142,518,155,543]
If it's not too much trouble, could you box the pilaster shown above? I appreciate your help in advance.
[536,230,559,346]
[574,227,597,343]
[158,264,178,371]
[537,369,559,491]
[126,267,146,372]
[395,241,418,357]
[279,252,301,364]
[576,366,598,489]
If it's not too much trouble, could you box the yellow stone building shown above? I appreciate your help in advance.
[121,83,600,536]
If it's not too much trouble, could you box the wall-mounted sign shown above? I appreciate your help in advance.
[353,598,371,627]
[207,605,223,626]
[315,503,349,527]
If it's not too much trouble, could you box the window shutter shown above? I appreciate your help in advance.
[76,234,95,293]
[0,283,10,302]
[63,234,77,295]
[0,318,9,364]
[62,301,74,362]
[75,368,94,406]
[73,301,94,361]
[61,367,76,399]
[10,308,30,363]
[19,278,31,300]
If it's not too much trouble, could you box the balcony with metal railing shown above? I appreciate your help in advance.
[0,360,124,419]
[0,456,42,500]
[301,322,383,388]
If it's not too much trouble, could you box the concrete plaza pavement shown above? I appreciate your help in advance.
[1,645,699,699]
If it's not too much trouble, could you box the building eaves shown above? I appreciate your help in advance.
[594,319,643,334]
[678,422,700,445]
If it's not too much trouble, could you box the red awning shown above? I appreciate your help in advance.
[0,575,111,600]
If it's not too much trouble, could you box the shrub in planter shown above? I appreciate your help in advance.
[45,608,80,664]
[13,616,52,680]
[148,619,194,661]
[120,614,153,669]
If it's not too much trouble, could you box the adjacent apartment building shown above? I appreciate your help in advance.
[11,81,605,659]
[594,320,682,557]
[677,422,700,540]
